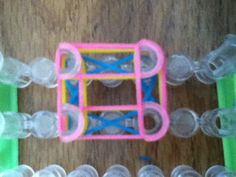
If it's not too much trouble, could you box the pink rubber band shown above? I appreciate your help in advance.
[56,42,82,79]
[142,102,169,142]
[59,104,85,143]
[138,39,165,78]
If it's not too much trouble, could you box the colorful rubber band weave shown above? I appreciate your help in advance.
[56,39,169,142]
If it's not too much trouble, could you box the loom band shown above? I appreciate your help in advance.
[86,112,138,134]
[59,104,85,142]
[142,102,169,142]
[143,90,156,101]
[65,80,76,93]
[142,76,157,102]
[145,77,157,100]
[68,92,78,103]
[85,118,139,135]
[89,111,138,123]
[143,95,156,102]
[93,55,134,73]
[85,58,128,73]
[83,55,106,66]
[143,89,155,101]
[65,81,79,105]
[69,85,78,102]
[88,64,128,74]
[83,56,120,73]
[143,86,155,101]
[138,40,165,78]
[92,123,139,135]
[85,114,126,134]
[142,84,153,99]
[110,55,134,67]
[69,95,78,105]
[70,93,79,105]
[146,96,156,102]
[55,43,82,78]
[91,55,133,73]
[64,82,79,104]
[142,83,155,101]
[83,55,133,68]
[70,88,78,101]
[142,76,157,91]
[67,90,78,105]
[151,75,158,86]
[83,55,132,73]
[86,122,139,135]
[90,55,134,73]
[87,113,134,127]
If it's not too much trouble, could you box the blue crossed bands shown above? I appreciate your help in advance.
[85,111,139,135]
[83,55,133,73]
[66,80,79,106]
[142,75,157,102]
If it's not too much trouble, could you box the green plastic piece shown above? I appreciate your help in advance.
[0,84,18,172]
[217,74,236,171]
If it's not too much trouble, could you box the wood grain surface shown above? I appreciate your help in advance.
[1,0,236,176]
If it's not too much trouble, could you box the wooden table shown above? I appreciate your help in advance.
[1,0,236,176]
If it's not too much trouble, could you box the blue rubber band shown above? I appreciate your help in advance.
[83,55,133,74]
[139,155,152,161]
[86,111,139,135]
[65,80,79,106]
[86,111,138,134]
[142,75,157,102]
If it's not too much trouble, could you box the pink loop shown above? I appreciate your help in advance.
[59,104,85,143]
[138,39,165,78]
[142,102,169,142]
[55,43,82,78]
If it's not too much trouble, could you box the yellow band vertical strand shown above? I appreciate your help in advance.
[81,56,89,132]
[61,56,69,129]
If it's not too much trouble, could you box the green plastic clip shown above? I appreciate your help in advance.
[0,84,18,172]
[217,74,236,171]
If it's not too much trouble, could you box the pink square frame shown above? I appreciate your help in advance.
[55,39,169,142]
